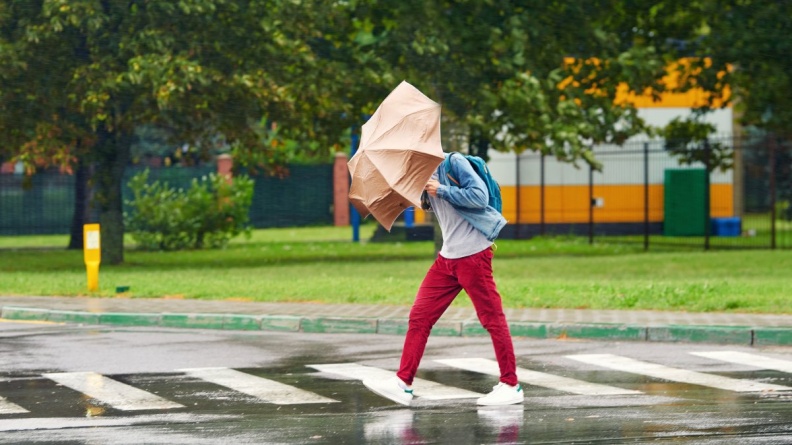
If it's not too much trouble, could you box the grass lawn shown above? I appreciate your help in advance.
[1,224,790,313]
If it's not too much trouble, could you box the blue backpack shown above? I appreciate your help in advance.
[443,152,503,213]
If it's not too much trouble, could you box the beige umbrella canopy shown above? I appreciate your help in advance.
[348,81,445,231]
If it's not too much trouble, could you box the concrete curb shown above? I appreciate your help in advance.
[2,305,790,346]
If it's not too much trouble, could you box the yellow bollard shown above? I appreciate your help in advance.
[83,224,101,291]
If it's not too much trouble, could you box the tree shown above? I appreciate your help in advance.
[624,1,792,178]
[325,1,702,169]
[685,0,792,137]
[0,0,355,263]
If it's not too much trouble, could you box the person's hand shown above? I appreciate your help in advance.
[425,179,440,197]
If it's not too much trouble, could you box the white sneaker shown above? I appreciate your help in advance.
[476,382,524,406]
[363,377,414,406]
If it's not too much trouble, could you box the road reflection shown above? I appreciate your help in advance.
[363,406,524,444]
[364,410,424,443]
[478,406,523,444]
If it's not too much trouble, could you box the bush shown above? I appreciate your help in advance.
[125,169,254,250]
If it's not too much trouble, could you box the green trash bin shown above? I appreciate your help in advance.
[664,168,707,236]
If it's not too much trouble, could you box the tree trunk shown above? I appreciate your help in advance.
[67,155,93,250]
[95,125,132,265]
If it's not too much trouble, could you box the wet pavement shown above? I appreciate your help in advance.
[3,402,792,444]
[1,321,792,444]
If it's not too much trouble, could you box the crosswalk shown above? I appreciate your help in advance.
[1,350,791,417]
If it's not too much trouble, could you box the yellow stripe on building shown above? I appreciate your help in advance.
[501,184,734,224]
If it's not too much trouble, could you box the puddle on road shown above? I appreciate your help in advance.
[4,402,790,445]
[2,366,792,444]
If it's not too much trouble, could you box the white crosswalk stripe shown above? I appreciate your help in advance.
[179,367,338,405]
[435,357,642,396]
[566,354,792,393]
[0,396,28,414]
[690,351,792,373]
[42,372,184,411]
[307,362,483,400]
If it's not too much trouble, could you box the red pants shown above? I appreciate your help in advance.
[397,247,518,386]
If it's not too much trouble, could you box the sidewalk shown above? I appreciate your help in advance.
[1,295,791,346]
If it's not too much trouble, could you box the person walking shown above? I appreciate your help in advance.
[363,152,523,406]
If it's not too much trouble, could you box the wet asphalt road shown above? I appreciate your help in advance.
[1,320,792,444]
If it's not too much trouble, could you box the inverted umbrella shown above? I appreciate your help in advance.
[348,81,445,231]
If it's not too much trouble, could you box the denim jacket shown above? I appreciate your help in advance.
[435,153,507,241]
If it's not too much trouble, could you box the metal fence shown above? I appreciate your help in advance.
[491,135,792,249]
[0,163,334,236]
[0,173,76,235]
